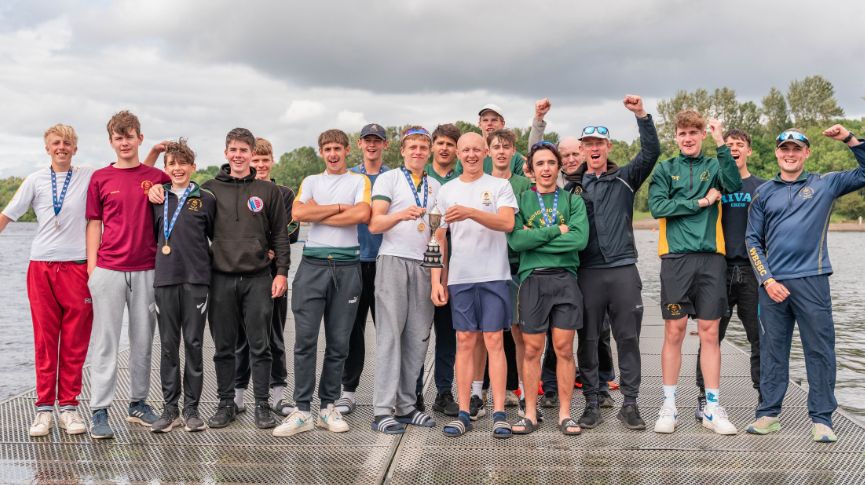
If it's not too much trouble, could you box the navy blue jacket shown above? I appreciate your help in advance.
[745,141,865,284]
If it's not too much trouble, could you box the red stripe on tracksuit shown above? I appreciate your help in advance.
[26,261,93,408]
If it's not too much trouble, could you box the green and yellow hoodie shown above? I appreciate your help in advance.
[507,187,589,282]
[648,145,741,256]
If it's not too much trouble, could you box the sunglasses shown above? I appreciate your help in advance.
[776,130,810,147]
[581,126,609,137]
[531,140,558,151]
[403,127,431,139]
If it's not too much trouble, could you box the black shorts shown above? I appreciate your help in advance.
[660,253,727,320]
[517,269,582,334]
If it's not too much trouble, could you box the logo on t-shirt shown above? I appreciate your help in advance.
[481,190,492,206]
[187,199,202,212]
[141,180,153,194]
[248,196,264,213]
[799,187,815,200]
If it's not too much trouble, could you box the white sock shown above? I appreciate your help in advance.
[270,386,285,407]
[663,385,677,408]
[234,388,246,407]
[341,391,356,402]
[705,388,719,411]
[471,381,483,398]
[518,382,525,398]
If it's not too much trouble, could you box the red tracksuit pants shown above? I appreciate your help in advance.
[26,261,93,408]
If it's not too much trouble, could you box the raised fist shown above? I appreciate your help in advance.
[623,95,646,117]
[823,124,851,141]
[535,98,551,120]
[707,118,725,144]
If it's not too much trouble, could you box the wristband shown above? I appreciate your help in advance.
[842,132,855,143]
[763,278,776,288]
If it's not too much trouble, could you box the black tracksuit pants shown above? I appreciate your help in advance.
[341,261,377,393]
[209,271,273,403]
[577,264,643,400]
[155,283,208,410]
[696,263,760,391]
[234,263,288,390]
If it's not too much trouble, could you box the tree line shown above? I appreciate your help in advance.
[2,75,864,222]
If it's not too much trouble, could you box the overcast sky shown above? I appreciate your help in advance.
[1,0,864,177]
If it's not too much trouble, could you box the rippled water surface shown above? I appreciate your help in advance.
[2,224,863,423]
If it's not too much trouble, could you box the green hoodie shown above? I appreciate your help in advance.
[508,188,589,282]
[648,144,741,256]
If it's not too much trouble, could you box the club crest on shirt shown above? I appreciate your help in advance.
[187,199,202,212]
[799,187,815,200]
[248,196,264,213]
[666,303,682,316]
[481,190,492,206]
[699,171,709,182]
[140,180,153,194]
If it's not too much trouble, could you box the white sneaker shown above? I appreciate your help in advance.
[317,404,350,433]
[273,410,314,437]
[702,405,737,435]
[29,411,53,437]
[653,404,678,434]
[58,409,87,435]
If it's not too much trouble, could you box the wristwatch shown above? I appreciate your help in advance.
[842,132,856,143]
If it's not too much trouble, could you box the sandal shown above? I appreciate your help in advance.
[559,417,582,436]
[370,416,405,435]
[396,410,436,428]
[442,418,473,437]
[493,420,513,439]
[512,417,538,435]
[334,397,357,415]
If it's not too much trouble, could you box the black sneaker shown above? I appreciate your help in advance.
[469,395,486,421]
[617,404,646,430]
[183,408,206,432]
[208,400,237,429]
[599,393,615,409]
[578,404,604,429]
[254,401,277,429]
[695,392,707,421]
[433,391,459,417]
[416,393,426,413]
[540,391,559,408]
[151,406,181,433]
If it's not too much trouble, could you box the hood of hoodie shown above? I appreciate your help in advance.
[215,163,258,183]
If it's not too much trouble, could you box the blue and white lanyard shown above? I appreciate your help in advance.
[401,167,428,208]
[536,188,559,227]
[50,166,73,219]
[163,184,194,243]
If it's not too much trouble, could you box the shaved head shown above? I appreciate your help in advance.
[559,136,581,152]
[559,136,584,175]
[457,131,485,150]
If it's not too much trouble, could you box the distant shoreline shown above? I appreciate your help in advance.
[633,219,865,232]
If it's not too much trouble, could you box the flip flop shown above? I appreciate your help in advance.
[559,417,582,436]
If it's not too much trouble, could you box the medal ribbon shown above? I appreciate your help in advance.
[50,167,73,217]
[400,166,428,209]
[163,184,194,244]
[536,188,559,227]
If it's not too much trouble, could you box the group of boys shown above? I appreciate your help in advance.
[4,94,863,444]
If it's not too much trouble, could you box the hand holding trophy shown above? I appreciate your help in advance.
[421,207,443,268]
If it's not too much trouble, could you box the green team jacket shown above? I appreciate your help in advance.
[507,187,589,282]
[648,145,742,256]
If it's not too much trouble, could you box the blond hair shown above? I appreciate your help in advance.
[254,137,273,157]
[43,124,78,145]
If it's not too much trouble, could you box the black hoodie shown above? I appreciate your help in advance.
[203,164,290,276]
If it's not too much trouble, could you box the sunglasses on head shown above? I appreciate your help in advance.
[776,131,810,147]
[581,126,609,137]
[531,140,557,151]
[403,127,431,139]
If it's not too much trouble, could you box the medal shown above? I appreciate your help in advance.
[401,166,428,210]
[50,166,73,230]
[417,222,426,232]
[536,188,560,227]
[163,184,194,255]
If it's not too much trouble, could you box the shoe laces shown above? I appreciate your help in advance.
[33,412,52,426]
[709,405,729,420]
[62,411,83,424]
[658,405,677,418]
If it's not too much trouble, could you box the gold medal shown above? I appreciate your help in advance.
[162,244,171,255]
[54,217,60,230]
[417,222,426,232]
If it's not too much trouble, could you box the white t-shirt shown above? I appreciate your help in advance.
[372,168,442,261]
[2,165,96,261]
[435,174,518,284]
[297,171,371,251]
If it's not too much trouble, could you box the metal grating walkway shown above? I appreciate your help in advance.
[1,295,863,484]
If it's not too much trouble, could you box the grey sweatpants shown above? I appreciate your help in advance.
[87,267,157,411]
[373,255,434,416]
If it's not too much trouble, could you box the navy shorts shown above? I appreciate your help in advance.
[449,280,512,333]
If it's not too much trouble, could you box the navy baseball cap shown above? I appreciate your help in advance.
[360,123,387,140]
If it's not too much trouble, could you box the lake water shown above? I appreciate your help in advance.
[2,223,863,424]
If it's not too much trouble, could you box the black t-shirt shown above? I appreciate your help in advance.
[721,174,765,264]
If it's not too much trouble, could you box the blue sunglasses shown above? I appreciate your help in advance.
[581,126,609,137]
[531,140,557,151]
[776,130,810,147]
[403,127,431,139]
